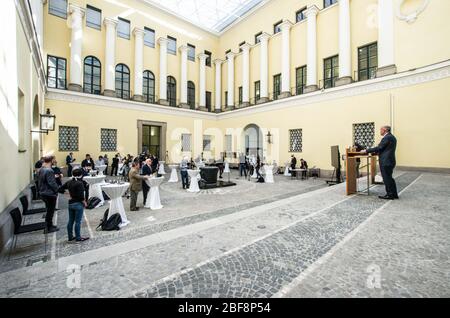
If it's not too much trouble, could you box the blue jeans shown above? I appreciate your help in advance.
[67,202,84,240]
[239,163,247,177]
[181,170,188,188]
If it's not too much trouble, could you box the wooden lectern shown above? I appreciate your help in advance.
[346,148,378,195]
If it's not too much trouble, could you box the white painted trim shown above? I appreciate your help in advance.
[45,60,450,120]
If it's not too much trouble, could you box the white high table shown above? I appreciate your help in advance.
[158,161,166,175]
[70,162,81,170]
[168,165,178,183]
[264,165,274,183]
[144,177,164,210]
[96,164,107,176]
[101,182,130,227]
[187,169,200,193]
[84,175,106,207]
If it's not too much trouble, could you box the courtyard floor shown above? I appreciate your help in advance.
[0,170,448,298]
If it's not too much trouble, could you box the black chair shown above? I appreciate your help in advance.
[20,195,46,215]
[8,208,47,260]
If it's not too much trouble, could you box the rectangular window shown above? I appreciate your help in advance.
[324,0,337,9]
[296,7,307,22]
[273,20,282,34]
[255,32,262,44]
[203,135,211,151]
[254,81,260,101]
[225,49,231,55]
[49,0,67,19]
[296,65,307,95]
[238,87,243,104]
[117,17,130,40]
[59,126,78,151]
[353,123,375,148]
[47,55,66,89]
[100,128,117,152]
[144,27,155,48]
[273,74,281,100]
[358,43,378,81]
[289,129,303,153]
[86,5,101,30]
[239,41,246,52]
[225,135,232,152]
[181,134,191,152]
[324,55,339,89]
[188,44,195,62]
[167,36,177,55]
[205,50,212,67]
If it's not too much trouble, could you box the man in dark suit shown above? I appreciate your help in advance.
[290,155,297,178]
[361,125,398,200]
[66,152,75,177]
[141,158,153,205]
[81,154,95,171]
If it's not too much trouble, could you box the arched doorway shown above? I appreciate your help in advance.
[242,124,263,158]
[32,96,40,164]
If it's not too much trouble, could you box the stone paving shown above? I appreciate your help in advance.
[0,170,449,298]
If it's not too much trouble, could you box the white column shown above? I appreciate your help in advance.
[68,4,85,92]
[279,20,293,97]
[103,17,118,97]
[133,28,145,101]
[198,53,208,109]
[179,45,189,107]
[158,37,168,103]
[241,43,251,106]
[305,5,320,92]
[226,52,235,108]
[213,59,223,112]
[336,0,352,86]
[377,0,397,77]
[259,33,271,103]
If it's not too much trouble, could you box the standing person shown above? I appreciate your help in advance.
[34,157,44,198]
[290,155,297,178]
[58,168,89,242]
[38,155,59,233]
[300,158,308,179]
[239,153,247,178]
[361,125,398,200]
[151,155,159,176]
[103,154,109,175]
[180,156,189,189]
[95,155,105,168]
[66,152,75,177]
[128,162,148,211]
[255,155,262,179]
[141,158,153,205]
[82,154,95,170]
[111,154,119,176]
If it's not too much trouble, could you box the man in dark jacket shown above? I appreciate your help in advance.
[38,155,59,232]
[141,158,153,205]
[361,125,398,200]
[111,154,120,176]
[81,154,95,170]
[66,152,75,177]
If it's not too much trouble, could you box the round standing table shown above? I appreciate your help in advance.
[84,175,106,207]
[187,169,200,193]
[96,164,107,176]
[144,177,164,210]
[284,163,291,176]
[101,183,130,227]
[70,162,81,170]
[158,161,166,175]
[264,165,274,183]
[168,165,178,183]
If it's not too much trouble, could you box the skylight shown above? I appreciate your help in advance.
[143,0,265,34]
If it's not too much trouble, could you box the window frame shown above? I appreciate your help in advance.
[187,44,196,62]
[238,41,246,53]
[324,0,338,9]
[117,17,131,40]
[273,74,281,100]
[295,65,307,95]
[204,50,212,67]
[144,27,155,48]
[238,86,243,105]
[167,36,177,55]
[47,55,67,90]
[48,0,67,19]
[143,70,155,103]
[167,76,177,106]
[83,56,101,95]
[358,42,378,82]
[115,63,130,99]
[254,32,262,44]
[289,129,303,153]
[323,55,339,89]
[295,7,307,23]
[187,81,195,109]
[86,5,102,30]
[273,20,283,34]
[254,81,261,101]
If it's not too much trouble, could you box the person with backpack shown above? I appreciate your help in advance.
[58,168,90,242]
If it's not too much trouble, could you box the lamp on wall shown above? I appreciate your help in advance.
[266,131,272,144]
[32,108,56,135]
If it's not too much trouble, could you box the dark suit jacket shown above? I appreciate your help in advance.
[81,158,95,170]
[367,133,397,167]
[141,164,153,190]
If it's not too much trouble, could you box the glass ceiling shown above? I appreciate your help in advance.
[143,0,265,33]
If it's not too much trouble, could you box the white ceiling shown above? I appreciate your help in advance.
[142,0,265,34]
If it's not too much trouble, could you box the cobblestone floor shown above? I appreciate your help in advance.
[0,171,449,298]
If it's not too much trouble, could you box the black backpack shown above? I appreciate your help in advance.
[86,197,101,209]
[257,176,265,183]
[96,209,122,231]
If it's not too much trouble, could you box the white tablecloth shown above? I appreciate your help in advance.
[101,183,130,227]
[96,164,107,176]
[84,175,106,207]
[284,162,291,176]
[251,166,258,179]
[70,162,81,170]
[187,169,200,193]
[264,165,274,183]
[224,161,230,173]
[144,177,164,210]
[168,165,178,182]
[158,161,166,175]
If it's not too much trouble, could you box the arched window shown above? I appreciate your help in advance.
[187,81,195,109]
[83,56,101,94]
[115,63,130,99]
[167,76,176,106]
[143,70,155,103]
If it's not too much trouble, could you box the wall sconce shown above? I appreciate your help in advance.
[266,131,272,144]
[32,108,56,135]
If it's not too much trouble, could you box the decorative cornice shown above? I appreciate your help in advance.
[259,32,271,42]
[305,5,320,17]
[226,52,236,60]
[279,20,293,30]
[103,17,118,28]
[213,59,224,65]
[68,4,85,17]
[178,45,189,53]
[197,53,209,60]
[240,43,251,51]
[133,27,145,37]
